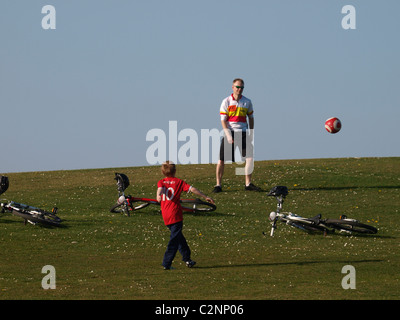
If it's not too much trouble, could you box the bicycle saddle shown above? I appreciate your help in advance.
[267,186,288,197]
[309,214,322,224]
[0,176,9,195]
[115,173,130,192]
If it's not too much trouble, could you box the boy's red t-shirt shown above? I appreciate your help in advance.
[157,177,192,226]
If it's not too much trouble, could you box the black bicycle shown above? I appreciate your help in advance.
[110,173,216,216]
[265,186,378,236]
[0,175,62,227]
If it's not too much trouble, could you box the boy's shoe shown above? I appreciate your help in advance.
[245,183,262,192]
[163,266,175,270]
[185,260,196,268]
[212,186,222,193]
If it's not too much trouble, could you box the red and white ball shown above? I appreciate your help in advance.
[325,117,342,134]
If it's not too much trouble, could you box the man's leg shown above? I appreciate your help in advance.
[216,160,224,187]
[241,131,261,191]
[245,157,253,186]
[214,136,228,193]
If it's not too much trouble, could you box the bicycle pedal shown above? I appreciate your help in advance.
[52,207,58,214]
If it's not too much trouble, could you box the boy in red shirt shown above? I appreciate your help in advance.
[157,161,215,270]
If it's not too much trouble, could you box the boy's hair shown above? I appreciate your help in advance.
[161,161,176,177]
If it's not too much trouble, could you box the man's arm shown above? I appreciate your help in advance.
[248,116,254,130]
[221,120,233,144]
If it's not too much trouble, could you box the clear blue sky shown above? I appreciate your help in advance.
[1,0,399,173]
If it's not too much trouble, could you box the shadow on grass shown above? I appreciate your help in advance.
[0,216,24,224]
[184,211,231,217]
[132,208,231,217]
[197,258,385,270]
[0,216,69,228]
[205,185,400,195]
[291,185,400,191]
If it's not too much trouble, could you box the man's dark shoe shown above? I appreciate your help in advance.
[212,186,222,193]
[245,183,262,192]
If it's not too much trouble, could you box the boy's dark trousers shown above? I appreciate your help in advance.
[162,221,191,268]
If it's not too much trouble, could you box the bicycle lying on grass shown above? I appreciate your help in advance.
[110,173,216,216]
[265,186,378,237]
[0,176,62,227]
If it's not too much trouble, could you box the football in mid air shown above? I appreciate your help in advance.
[325,117,342,134]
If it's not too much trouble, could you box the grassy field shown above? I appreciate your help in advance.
[0,157,399,300]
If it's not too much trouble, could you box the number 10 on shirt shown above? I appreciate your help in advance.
[160,187,175,201]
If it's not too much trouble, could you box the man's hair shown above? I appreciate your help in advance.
[161,161,176,177]
[233,78,244,85]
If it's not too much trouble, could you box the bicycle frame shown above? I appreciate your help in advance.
[1,200,61,226]
[111,173,216,215]
[111,187,154,216]
[113,190,215,215]
[266,185,377,236]
[1,175,61,227]
[267,187,335,236]
[267,192,316,236]
[1,201,40,225]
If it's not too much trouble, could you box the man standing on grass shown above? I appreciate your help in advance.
[213,78,261,193]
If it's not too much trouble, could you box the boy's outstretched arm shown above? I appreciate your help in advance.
[190,187,215,204]
[156,187,163,203]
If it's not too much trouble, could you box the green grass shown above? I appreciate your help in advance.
[1,157,399,300]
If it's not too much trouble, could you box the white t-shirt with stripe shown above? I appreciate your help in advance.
[220,94,254,132]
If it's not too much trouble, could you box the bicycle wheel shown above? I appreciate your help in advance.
[12,208,62,227]
[110,199,153,216]
[324,219,377,234]
[130,198,158,210]
[180,199,216,213]
[289,221,328,233]
[110,202,132,216]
